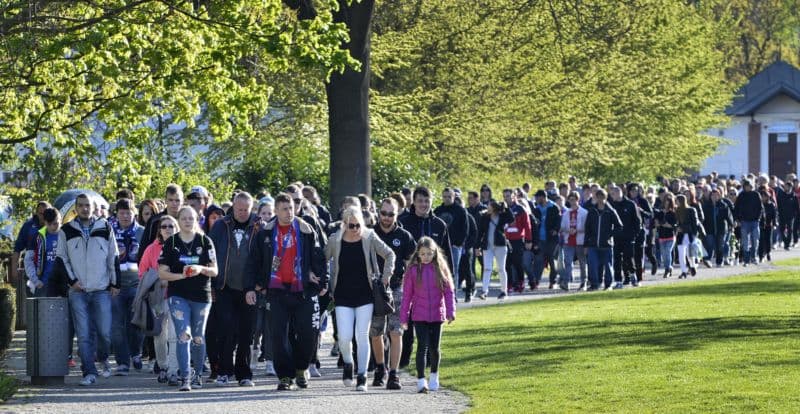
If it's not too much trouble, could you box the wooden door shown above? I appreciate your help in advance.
[769,133,797,178]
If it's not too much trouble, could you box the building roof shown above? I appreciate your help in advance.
[727,60,800,116]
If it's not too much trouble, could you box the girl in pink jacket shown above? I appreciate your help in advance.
[400,237,456,394]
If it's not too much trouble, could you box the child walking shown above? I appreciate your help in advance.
[399,237,456,393]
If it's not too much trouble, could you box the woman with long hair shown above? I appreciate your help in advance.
[158,206,218,391]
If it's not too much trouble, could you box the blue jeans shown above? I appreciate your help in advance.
[561,246,586,284]
[659,239,675,271]
[69,289,112,377]
[450,245,463,285]
[112,286,144,367]
[740,221,760,264]
[169,296,211,379]
[522,250,535,285]
[587,248,612,289]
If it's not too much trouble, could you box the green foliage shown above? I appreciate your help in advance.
[445,271,800,413]
[371,0,735,188]
[0,286,15,359]
[0,372,17,402]
[0,0,355,212]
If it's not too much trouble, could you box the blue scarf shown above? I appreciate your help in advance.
[269,219,304,291]
[111,218,140,264]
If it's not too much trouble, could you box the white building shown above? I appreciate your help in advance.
[702,60,800,179]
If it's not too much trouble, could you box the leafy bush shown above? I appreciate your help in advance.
[0,373,17,402]
[0,287,15,359]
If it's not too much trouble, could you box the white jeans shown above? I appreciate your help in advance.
[335,304,374,375]
[482,245,508,294]
[154,301,178,376]
[677,234,692,273]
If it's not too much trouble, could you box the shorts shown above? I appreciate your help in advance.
[369,289,403,337]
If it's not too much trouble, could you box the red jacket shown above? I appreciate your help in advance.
[504,203,532,242]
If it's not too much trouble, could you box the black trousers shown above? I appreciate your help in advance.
[780,218,794,249]
[205,298,223,374]
[613,238,635,282]
[268,290,319,380]
[758,226,773,259]
[458,248,476,294]
[414,321,443,379]
[215,288,256,380]
[506,239,525,288]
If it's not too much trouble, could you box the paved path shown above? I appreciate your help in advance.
[2,247,798,413]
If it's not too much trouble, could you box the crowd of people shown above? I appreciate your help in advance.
[9,170,800,393]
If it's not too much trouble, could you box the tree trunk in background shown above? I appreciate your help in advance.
[326,0,375,210]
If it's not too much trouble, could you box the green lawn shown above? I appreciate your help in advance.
[441,271,800,413]
[773,257,800,267]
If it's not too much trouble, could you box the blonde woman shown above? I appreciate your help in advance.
[158,206,218,391]
[326,205,396,392]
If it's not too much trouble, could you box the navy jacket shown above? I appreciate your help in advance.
[584,205,623,249]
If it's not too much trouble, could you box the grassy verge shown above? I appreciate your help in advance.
[441,271,800,413]
[773,257,800,267]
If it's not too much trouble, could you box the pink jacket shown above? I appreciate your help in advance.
[400,263,456,325]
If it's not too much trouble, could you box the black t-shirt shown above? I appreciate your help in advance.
[335,239,372,308]
[159,233,216,303]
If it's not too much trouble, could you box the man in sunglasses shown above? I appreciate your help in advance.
[370,197,416,390]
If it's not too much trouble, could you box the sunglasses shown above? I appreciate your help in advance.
[379,211,395,217]
[347,223,361,230]
[160,225,174,229]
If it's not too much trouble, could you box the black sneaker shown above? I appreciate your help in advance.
[342,363,354,387]
[277,377,296,391]
[689,266,697,276]
[464,292,471,303]
[372,365,386,387]
[296,369,309,389]
[497,292,506,300]
[386,371,402,390]
[356,374,367,391]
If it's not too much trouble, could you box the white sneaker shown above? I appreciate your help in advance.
[308,363,321,378]
[429,372,439,391]
[79,374,97,386]
[417,378,428,393]
[265,361,277,377]
[215,375,229,386]
[101,361,112,378]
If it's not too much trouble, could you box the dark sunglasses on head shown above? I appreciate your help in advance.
[379,211,395,217]
[160,225,174,229]
[347,223,361,230]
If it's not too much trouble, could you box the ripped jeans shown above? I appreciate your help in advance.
[168,296,211,380]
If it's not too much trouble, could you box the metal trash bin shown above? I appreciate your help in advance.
[26,297,69,385]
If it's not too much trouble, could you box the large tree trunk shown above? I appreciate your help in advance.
[326,0,375,209]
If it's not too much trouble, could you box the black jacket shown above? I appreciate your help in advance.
[761,201,777,229]
[610,197,641,240]
[777,188,799,221]
[374,223,417,289]
[434,203,469,247]
[464,212,478,250]
[676,207,702,241]
[398,206,453,270]
[477,211,515,250]
[584,205,623,249]
[139,210,168,263]
[247,217,327,297]
[701,200,734,236]
[734,190,764,222]
[467,204,487,225]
